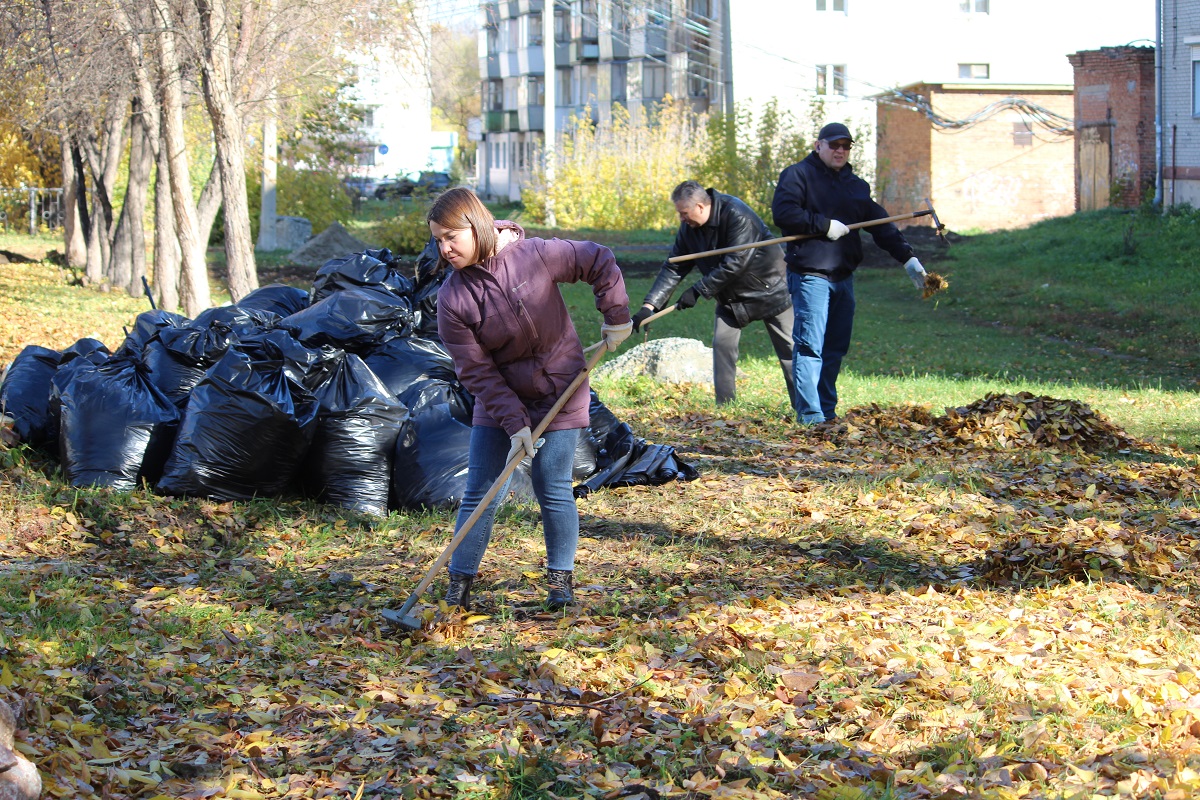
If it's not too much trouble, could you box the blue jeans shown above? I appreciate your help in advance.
[448,425,581,576]
[788,272,855,424]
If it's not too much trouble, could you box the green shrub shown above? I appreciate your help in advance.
[373,199,434,255]
[245,165,353,241]
[522,98,707,231]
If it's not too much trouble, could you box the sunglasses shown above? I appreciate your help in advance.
[824,140,853,151]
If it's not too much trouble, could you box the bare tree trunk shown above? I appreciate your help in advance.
[153,0,210,316]
[153,116,181,313]
[60,139,86,268]
[111,100,155,296]
[196,0,256,301]
[82,97,128,286]
[196,164,223,253]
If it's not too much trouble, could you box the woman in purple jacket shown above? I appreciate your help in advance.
[425,188,632,612]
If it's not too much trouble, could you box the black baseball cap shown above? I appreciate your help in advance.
[818,122,853,142]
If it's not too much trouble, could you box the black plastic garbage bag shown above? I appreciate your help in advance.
[157,305,281,368]
[390,402,470,510]
[362,336,456,397]
[57,356,180,489]
[157,333,320,500]
[281,285,414,352]
[300,351,409,515]
[396,376,473,424]
[114,309,190,359]
[572,391,698,497]
[236,284,310,317]
[1,345,63,448]
[311,250,415,304]
[46,339,112,454]
[411,236,444,339]
[140,339,208,408]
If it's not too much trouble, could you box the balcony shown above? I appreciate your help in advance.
[569,41,600,62]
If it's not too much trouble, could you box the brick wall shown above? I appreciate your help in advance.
[1068,47,1156,209]
[876,84,1075,232]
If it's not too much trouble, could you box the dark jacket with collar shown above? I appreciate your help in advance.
[643,190,791,328]
[772,151,914,281]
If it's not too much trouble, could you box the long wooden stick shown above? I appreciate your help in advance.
[667,208,933,264]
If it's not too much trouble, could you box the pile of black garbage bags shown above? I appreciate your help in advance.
[0,247,697,516]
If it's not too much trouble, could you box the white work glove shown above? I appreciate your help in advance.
[600,320,633,352]
[826,219,850,240]
[507,426,535,462]
[904,257,927,291]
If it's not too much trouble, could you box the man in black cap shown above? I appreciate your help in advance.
[771,121,929,425]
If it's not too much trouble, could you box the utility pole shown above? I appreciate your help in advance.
[542,0,556,226]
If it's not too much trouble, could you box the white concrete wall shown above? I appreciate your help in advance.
[730,0,1156,176]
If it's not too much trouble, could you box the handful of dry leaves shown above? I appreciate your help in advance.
[922,271,949,299]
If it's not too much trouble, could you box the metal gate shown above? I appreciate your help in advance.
[1079,125,1111,211]
[0,188,66,234]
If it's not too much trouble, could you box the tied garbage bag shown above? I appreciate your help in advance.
[390,402,470,510]
[113,309,190,360]
[46,338,112,455]
[573,391,698,497]
[236,284,310,317]
[0,345,62,448]
[57,356,180,490]
[411,236,444,338]
[310,249,415,304]
[388,378,475,510]
[281,285,413,352]
[157,333,320,500]
[300,351,409,516]
[151,306,280,407]
[362,336,456,397]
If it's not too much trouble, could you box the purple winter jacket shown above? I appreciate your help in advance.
[436,221,631,436]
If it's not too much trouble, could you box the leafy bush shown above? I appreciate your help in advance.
[244,164,353,241]
[522,98,707,231]
[373,199,434,255]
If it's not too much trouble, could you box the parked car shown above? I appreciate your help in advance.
[342,176,378,199]
[373,171,452,200]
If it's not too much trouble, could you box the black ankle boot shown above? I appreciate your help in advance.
[444,573,474,611]
[546,569,574,609]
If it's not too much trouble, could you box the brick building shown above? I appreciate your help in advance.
[1067,47,1156,210]
[875,83,1075,232]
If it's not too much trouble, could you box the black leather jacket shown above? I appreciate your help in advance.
[643,190,791,328]
[772,151,913,281]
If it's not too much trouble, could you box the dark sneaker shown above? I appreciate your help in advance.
[546,569,574,609]
[444,573,474,611]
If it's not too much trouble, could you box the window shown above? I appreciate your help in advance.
[612,2,630,36]
[611,62,628,101]
[1013,121,1032,146]
[503,77,519,110]
[573,64,598,105]
[958,62,990,79]
[555,8,570,42]
[525,13,543,46]
[486,80,503,111]
[572,0,598,40]
[816,64,846,96]
[500,18,518,51]
[362,109,376,128]
[644,64,667,100]
[526,75,545,106]
[486,25,499,56]
[816,0,846,11]
[557,67,572,105]
[960,0,989,12]
[1192,46,1200,115]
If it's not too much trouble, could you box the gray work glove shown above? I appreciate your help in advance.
[904,257,927,291]
[507,426,535,462]
[826,219,850,240]
[601,320,633,352]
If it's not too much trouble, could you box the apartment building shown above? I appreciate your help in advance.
[1159,0,1200,206]
[477,0,730,200]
